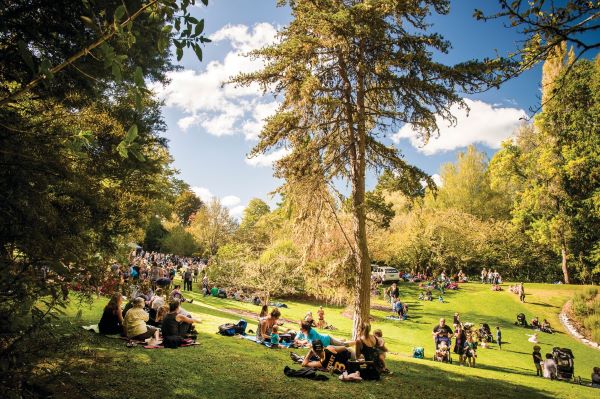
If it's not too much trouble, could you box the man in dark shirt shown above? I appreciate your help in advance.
[432,318,453,347]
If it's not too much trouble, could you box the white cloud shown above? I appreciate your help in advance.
[178,115,199,131]
[221,195,241,207]
[245,147,291,167]
[392,99,526,155]
[151,23,279,140]
[229,205,246,218]
[191,187,243,216]
[431,173,442,187]
[191,186,214,203]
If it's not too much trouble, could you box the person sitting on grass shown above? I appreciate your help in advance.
[531,316,540,329]
[150,304,169,327]
[591,367,600,388]
[540,319,553,334]
[542,353,557,379]
[304,311,317,328]
[355,322,387,373]
[123,297,160,344]
[270,325,285,348]
[161,299,201,343]
[257,308,281,344]
[301,339,351,372]
[373,329,390,373]
[98,293,124,335]
[169,285,193,304]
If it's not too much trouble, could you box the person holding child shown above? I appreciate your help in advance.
[257,308,281,344]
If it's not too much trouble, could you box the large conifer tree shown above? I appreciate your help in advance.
[232,0,500,336]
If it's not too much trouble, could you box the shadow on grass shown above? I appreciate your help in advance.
[528,302,559,308]
[55,329,560,399]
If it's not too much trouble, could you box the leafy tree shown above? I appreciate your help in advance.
[538,56,600,283]
[247,240,303,304]
[174,190,204,225]
[0,1,210,394]
[433,145,512,220]
[189,198,238,257]
[232,0,501,336]
[207,243,253,289]
[240,198,271,230]
[489,55,600,283]
[161,225,198,256]
[475,0,599,100]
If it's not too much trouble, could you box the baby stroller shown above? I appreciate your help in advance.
[479,323,493,343]
[552,347,575,381]
[514,313,528,327]
[433,336,452,363]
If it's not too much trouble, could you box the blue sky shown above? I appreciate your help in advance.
[153,0,550,217]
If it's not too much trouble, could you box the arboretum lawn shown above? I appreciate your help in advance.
[61,282,600,399]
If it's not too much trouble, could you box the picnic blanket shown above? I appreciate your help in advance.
[240,335,292,348]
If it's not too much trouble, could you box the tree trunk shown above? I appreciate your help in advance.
[561,245,570,284]
[350,39,370,340]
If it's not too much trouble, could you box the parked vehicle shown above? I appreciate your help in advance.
[371,266,400,282]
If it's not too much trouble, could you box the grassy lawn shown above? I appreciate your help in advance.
[56,282,600,399]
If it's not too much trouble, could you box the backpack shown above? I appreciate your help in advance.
[218,319,247,336]
[412,347,424,359]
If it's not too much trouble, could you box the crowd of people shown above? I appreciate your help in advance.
[94,250,599,387]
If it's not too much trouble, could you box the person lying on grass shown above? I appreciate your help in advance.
[301,339,351,372]
[123,297,160,344]
[300,321,348,347]
[161,299,201,341]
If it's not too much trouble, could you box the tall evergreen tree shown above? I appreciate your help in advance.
[232,0,501,336]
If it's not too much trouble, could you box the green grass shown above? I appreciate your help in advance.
[56,282,600,399]
[571,288,600,342]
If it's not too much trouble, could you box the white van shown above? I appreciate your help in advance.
[371,266,400,282]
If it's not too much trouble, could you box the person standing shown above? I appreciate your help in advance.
[202,274,209,296]
[387,282,400,304]
[519,282,526,303]
[183,268,193,291]
[496,326,502,349]
[481,268,487,284]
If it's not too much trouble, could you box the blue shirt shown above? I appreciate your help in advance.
[307,328,331,346]
[271,333,280,345]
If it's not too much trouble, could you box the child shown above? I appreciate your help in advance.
[527,332,538,344]
[270,325,284,348]
[317,306,325,328]
[542,353,557,379]
[392,298,403,318]
[304,311,317,327]
[591,367,600,388]
[466,334,477,367]
[532,345,543,376]
[436,340,449,361]
[373,329,391,374]
[496,326,502,349]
